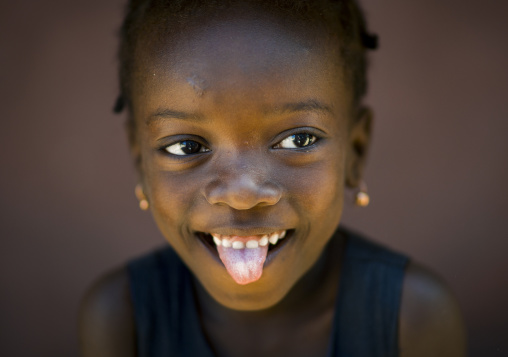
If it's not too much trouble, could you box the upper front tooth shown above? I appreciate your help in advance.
[259,235,269,246]
[232,241,245,249]
[246,240,259,249]
[269,233,279,245]
[222,239,232,248]
[213,236,221,246]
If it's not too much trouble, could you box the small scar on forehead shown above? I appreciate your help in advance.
[186,74,207,96]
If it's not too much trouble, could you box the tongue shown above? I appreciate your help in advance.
[217,245,269,285]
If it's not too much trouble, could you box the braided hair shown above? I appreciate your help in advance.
[114,0,378,124]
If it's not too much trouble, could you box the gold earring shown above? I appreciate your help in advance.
[355,181,370,207]
[135,184,149,211]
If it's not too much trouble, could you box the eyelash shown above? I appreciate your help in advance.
[161,131,320,157]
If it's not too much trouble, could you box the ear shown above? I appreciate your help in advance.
[345,106,373,188]
[125,119,142,174]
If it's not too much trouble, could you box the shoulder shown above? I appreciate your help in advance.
[79,266,136,357]
[399,261,467,357]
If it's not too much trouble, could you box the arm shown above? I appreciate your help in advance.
[78,267,136,357]
[399,262,467,357]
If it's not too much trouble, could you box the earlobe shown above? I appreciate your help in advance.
[345,106,373,188]
[135,184,149,211]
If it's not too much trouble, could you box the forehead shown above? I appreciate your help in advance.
[131,6,351,118]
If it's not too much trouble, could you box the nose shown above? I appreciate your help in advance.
[203,158,282,210]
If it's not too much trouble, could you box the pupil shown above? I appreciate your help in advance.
[293,133,311,147]
[181,141,200,154]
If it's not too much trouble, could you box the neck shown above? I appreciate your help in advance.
[192,229,347,326]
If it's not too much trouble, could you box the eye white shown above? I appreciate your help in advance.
[166,143,187,155]
[279,136,298,149]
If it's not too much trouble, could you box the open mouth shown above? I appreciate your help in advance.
[195,229,294,260]
[194,229,295,285]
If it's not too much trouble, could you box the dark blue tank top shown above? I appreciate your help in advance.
[127,228,408,357]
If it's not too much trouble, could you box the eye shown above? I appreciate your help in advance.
[164,140,210,156]
[275,133,317,149]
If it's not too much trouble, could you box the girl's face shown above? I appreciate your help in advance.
[130,9,368,310]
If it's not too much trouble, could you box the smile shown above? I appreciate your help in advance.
[195,229,294,285]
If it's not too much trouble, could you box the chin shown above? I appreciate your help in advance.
[198,272,298,311]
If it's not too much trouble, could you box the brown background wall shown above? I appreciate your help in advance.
[0,0,507,356]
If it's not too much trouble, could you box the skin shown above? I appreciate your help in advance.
[79,5,466,357]
[131,9,351,311]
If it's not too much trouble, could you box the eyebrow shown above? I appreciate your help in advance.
[146,109,204,125]
[267,100,333,116]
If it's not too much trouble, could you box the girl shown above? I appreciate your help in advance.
[79,0,466,356]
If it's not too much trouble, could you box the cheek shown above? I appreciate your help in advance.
[142,161,202,239]
[284,151,346,217]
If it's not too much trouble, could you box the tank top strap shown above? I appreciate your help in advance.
[328,230,409,357]
[127,246,214,357]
